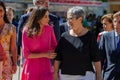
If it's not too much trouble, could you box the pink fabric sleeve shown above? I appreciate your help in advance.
[22,28,30,59]
[50,27,57,51]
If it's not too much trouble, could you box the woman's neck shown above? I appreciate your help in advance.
[105,26,113,32]
[0,19,5,26]
[70,27,88,37]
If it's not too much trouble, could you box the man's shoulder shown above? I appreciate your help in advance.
[21,13,30,19]
[49,13,58,20]
[60,22,67,26]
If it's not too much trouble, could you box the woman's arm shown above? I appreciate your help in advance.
[53,60,60,80]
[94,61,102,80]
[11,26,17,74]
[28,52,56,59]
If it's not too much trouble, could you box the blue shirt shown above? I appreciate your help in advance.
[115,31,120,53]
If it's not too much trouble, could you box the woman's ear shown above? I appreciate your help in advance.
[79,17,83,23]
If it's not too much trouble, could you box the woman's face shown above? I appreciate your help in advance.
[6,10,14,23]
[67,13,80,31]
[0,6,5,21]
[39,11,49,26]
[102,18,113,31]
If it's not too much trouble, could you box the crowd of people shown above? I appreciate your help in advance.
[0,0,120,80]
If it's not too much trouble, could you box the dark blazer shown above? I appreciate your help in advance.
[17,13,60,55]
[12,19,18,33]
[99,30,120,80]
[49,13,60,41]
[60,22,69,36]
[17,13,30,55]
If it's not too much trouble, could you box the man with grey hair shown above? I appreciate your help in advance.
[17,0,60,66]
[54,6,102,80]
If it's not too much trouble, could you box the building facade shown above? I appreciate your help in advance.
[2,0,111,19]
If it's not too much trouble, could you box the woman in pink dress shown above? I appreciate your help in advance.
[21,7,57,80]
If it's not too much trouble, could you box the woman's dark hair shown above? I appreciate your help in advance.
[26,6,48,37]
[0,1,10,23]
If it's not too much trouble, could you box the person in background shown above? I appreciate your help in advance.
[99,11,120,80]
[59,22,70,36]
[24,7,34,14]
[6,7,18,33]
[19,7,34,67]
[17,0,60,66]
[21,6,57,80]
[95,16,103,38]
[0,1,17,80]
[54,6,102,80]
[97,14,114,42]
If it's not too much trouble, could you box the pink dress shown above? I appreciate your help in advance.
[21,25,57,80]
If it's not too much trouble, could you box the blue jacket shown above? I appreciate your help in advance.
[99,30,120,80]
[59,22,69,36]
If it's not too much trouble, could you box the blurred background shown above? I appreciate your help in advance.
[1,0,120,21]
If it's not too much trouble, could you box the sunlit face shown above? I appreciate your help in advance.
[67,13,80,30]
[102,18,113,31]
[39,11,49,26]
[6,10,14,23]
[35,0,49,7]
[0,6,5,21]
[113,16,120,34]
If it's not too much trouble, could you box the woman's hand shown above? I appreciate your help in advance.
[96,75,102,80]
[53,72,59,80]
[12,65,17,74]
[45,53,56,59]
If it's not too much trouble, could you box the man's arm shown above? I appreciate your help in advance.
[17,14,30,55]
[49,13,60,41]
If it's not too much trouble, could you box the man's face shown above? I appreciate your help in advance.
[34,0,49,7]
[113,16,120,34]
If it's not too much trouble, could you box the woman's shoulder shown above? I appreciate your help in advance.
[5,23,14,28]
[85,30,96,39]
[5,23,16,31]
[22,26,28,33]
[44,25,53,31]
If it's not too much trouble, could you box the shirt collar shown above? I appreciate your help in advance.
[115,30,120,37]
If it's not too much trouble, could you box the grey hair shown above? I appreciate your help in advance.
[33,0,37,5]
[67,6,85,20]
